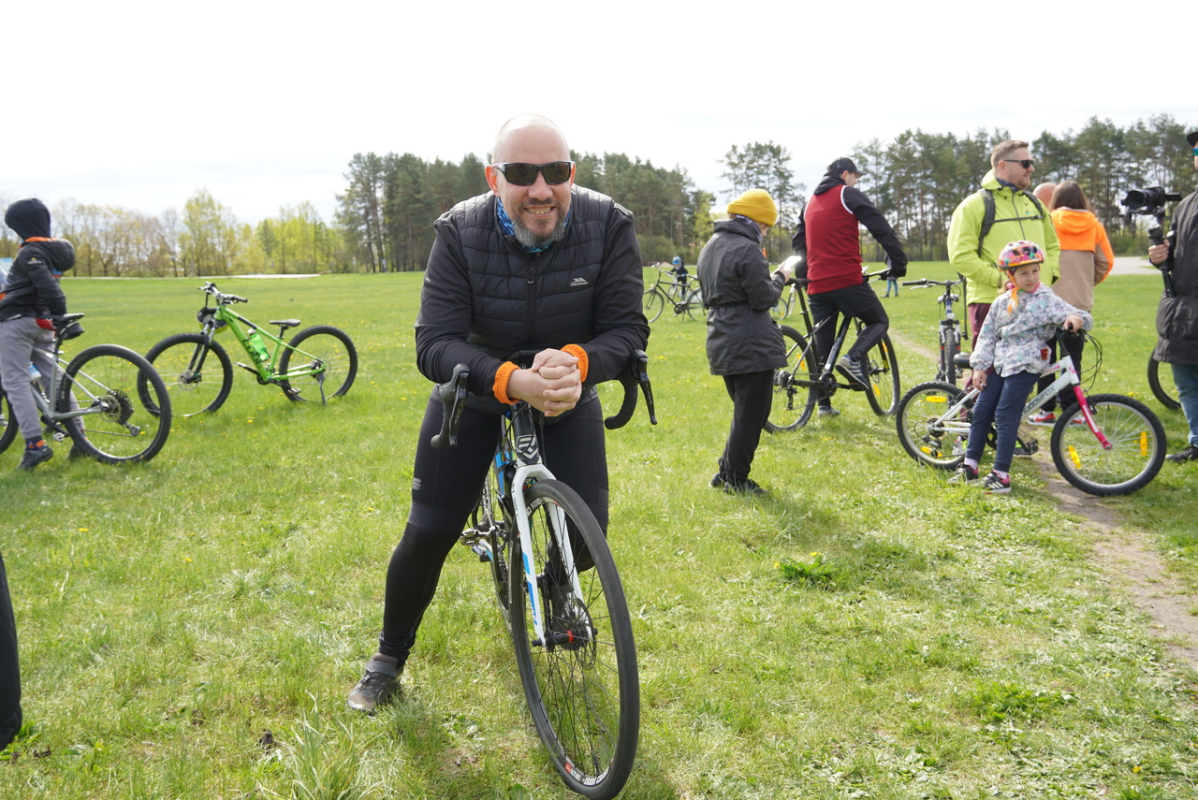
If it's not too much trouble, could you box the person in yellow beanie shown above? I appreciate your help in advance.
[696,189,793,495]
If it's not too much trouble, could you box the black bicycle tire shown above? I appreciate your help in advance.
[942,327,960,386]
[144,333,233,416]
[58,344,172,464]
[765,325,818,432]
[1147,355,1181,411]
[642,289,664,324]
[896,381,967,469]
[276,325,358,402]
[508,479,638,799]
[863,333,901,416]
[0,392,16,455]
[1052,394,1165,496]
[683,288,705,322]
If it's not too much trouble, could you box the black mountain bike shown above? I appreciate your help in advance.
[766,271,901,431]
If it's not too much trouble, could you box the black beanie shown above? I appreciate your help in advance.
[4,198,52,240]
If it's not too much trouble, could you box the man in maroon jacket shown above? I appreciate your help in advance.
[792,158,907,414]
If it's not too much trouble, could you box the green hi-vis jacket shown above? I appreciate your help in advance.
[947,169,1061,307]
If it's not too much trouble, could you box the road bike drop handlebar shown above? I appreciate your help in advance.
[432,349,657,449]
[782,269,889,288]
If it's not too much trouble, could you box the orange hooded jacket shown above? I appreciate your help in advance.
[1050,208,1114,311]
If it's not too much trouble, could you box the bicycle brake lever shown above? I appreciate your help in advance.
[432,364,470,449]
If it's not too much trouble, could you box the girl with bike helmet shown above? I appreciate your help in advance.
[950,240,1091,494]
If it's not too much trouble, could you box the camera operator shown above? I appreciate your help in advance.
[1147,129,1198,463]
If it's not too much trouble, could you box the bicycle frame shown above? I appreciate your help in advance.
[495,404,585,648]
[203,296,328,386]
[929,354,1112,450]
[787,281,868,393]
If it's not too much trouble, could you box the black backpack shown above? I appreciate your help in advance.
[975,187,1047,257]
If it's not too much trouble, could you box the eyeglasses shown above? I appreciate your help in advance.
[492,161,574,186]
[1002,159,1035,169]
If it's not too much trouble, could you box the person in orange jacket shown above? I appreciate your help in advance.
[1026,180,1114,425]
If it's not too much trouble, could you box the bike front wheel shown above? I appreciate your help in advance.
[509,480,638,799]
[1053,394,1165,496]
[863,333,901,416]
[144,333,233,416]
[940,327,961,385]
[58,344,172,464]
[896,381,967,469]
[765,325,817,432]
[642,289,664,324]
[276,325,358,402]
[1147,355,1181,411]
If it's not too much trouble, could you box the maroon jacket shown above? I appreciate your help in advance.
[792,173,907,295]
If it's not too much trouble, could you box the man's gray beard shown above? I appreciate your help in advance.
[513,214,567,249]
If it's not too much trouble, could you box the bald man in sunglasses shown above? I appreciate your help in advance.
[348,114,649,713]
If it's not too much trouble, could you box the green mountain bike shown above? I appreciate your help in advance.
[144,282,358,417]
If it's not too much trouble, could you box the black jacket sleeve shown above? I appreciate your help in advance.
[791,206,807,260]
[843,187,908,271]
[414,218,506,397]
[580,206,650,388]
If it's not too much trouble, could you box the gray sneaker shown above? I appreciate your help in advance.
[347,655,401,713]
[817,406,840,418]
[836,356,868,388]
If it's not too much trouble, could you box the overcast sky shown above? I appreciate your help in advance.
[3,0,1193,227]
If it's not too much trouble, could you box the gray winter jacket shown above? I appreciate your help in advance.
[697,219,787,376]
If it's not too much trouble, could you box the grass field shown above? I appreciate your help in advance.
[1,266,1196,799]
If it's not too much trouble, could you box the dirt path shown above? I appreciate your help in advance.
[1034,459,1198,669]
[889,330,1198,669]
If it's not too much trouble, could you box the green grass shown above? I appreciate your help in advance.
[1,268,1196,799]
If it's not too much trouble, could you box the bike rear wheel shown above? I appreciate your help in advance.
[0,392,16,455]
[58,344,172,464]
[1052,394,1165,496]
[642,289,664,324]
[896,381,966,469]
[144,333,233,416]
[1147,355,1181,411]
[276,325,358,402]
[509,480,638,799]
[683,288,705,322]
[863,333,901,416]
[765,325,817,432]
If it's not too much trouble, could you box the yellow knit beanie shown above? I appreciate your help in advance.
[726,189,778,227]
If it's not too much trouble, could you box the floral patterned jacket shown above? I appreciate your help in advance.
[970,282,1093,378]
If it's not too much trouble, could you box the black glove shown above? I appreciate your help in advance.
[881,257,907,280]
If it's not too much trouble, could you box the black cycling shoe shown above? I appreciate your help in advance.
[1166,445,1198,463]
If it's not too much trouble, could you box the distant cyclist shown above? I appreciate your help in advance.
[669,256,689,289]
[792,157,908,417]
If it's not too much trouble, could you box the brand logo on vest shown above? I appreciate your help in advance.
[570,277,589,287]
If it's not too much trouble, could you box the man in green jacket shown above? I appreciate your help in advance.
[947,139,1060,348]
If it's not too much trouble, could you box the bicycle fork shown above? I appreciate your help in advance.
[508,462,586,650]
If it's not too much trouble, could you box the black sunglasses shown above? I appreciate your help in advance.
[1002,159,1035,169]
[492,161,574,186]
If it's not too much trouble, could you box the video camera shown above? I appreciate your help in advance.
[1122,186,1182,218]
[1121,186,1182,296]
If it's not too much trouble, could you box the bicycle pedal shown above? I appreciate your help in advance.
[469,542,492,562]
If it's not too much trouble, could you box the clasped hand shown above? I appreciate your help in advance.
[507,349,582,417]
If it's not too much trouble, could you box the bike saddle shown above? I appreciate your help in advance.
[269,319,302,329]
[953,353,972,369]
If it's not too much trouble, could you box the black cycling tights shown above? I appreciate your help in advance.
[378,393,609,663]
